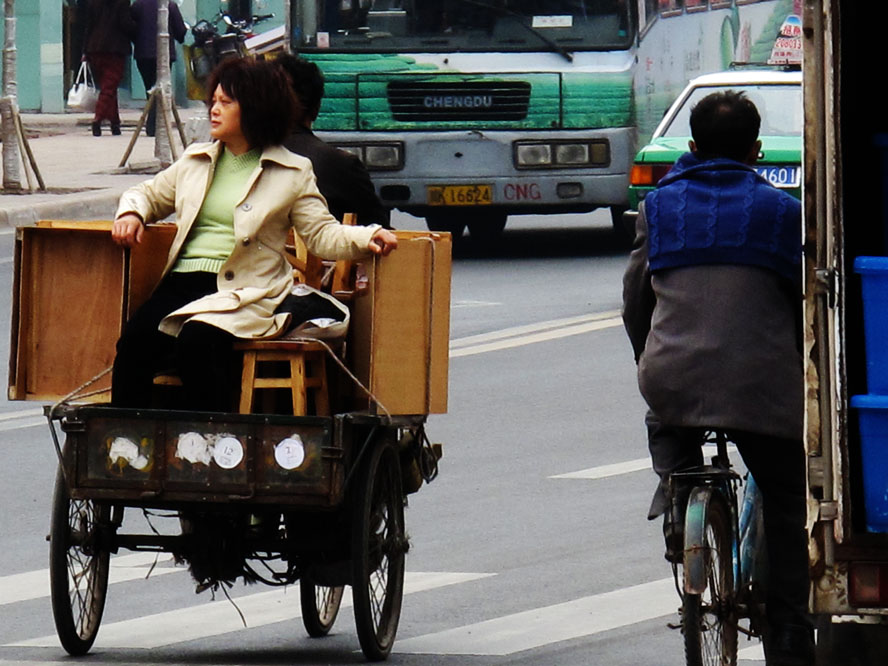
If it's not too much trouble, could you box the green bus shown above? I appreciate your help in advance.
[288,0,800,240]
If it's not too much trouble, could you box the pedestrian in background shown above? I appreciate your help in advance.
[277,54,391,228]
[131,0,187,137]
[84,0,137,136]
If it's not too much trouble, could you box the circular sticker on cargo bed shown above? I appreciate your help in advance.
[275,436,306,470]
[213,436,244,469]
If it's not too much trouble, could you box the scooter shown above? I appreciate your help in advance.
[185,12,274,95]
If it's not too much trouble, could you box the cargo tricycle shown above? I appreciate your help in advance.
[9,222,451,662]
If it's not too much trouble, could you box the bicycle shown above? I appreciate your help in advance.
[667,431,768,666]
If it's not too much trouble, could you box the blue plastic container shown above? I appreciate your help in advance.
[850,394,888,533]
[853,256,888,393]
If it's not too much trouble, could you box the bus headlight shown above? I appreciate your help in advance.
[332,142,404,171]
[515,143,552,166]
[365,144,403,169]
[514,140,610,169]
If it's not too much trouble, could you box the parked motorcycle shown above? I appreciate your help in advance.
[184,12,274,98]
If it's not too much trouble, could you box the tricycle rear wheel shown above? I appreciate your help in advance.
[351,439,407,661]
[49,464,111,655]
[300,580,344,637]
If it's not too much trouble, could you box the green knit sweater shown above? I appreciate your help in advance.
[174,147,261,274]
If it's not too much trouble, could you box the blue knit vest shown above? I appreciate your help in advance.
[644,152,801,282]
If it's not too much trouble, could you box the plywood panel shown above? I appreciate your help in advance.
[9,222,179,401]
[127,224,176,317]
[13,226,125,400]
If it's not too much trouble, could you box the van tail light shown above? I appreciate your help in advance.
[849,563,888,607]
[630,163,672,187]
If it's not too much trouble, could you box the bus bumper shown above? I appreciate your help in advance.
[317,127,634,218]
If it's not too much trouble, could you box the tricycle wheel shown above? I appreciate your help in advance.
[300,580,344,637]
[351,440,407,661]
[49,464,111,655]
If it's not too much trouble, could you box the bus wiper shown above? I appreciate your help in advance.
[454,0,574,62]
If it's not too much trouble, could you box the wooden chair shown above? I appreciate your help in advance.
[234,213,358,416]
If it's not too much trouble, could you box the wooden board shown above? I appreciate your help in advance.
[8,221,175,402]
[351,231,451,415]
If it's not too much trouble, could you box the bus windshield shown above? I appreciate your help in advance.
[294,0,633,53]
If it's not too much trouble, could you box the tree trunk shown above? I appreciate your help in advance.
[284,0,292,53]
[155,0,173,166]
[2,0,22,190]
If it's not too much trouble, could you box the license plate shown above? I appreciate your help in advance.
[427,184,493,206]
[755,165,801,189]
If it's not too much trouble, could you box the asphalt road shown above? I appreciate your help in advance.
[0,212,766,665]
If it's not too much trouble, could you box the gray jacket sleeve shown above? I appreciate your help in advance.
[621,203,656,363]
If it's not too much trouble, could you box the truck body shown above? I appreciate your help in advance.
[804,0,888,660]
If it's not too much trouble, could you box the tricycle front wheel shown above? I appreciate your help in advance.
[49,465,111,655]
[351,440,408,661]
[300,580,344,637]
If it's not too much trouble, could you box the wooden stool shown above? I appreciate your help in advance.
[235,339,330,416]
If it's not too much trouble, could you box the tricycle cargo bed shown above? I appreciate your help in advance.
[56,406,347,507]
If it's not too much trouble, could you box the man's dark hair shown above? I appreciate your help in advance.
[689,90,761,162]
[276,53,325,123]
[205,57,301,149]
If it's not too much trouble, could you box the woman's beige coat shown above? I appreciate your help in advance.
[116,141,379,339]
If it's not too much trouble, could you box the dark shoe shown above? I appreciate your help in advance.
[91,121,101,137]
[766,624,816,666]
[110,123,121,136]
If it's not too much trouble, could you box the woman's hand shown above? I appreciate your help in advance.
[112,213,145,248]
[368,228,398,256]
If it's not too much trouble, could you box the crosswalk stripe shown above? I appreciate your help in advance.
[0,417,51,433]
[0,407,44,422]
[8,571,493,649]
[739,642,765,661]
[551,446,740,480]
[0,552,183,606]
[550,456,651,479]
[394,577,676,656]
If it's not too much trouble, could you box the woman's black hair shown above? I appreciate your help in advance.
[205,57,301,150]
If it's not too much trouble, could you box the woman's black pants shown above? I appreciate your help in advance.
[111,272,237,412]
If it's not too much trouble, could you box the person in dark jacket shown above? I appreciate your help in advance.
[130,0,187,137]
[84,0,136,136]
[277,54,391,228]
[622,91,814,666]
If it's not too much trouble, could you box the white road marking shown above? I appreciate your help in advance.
[739,641,765,660]
[395,577,677,656]
[451,299,501,308]
[550,456,652,479]
[552,446,740,480]
[0,417,49,432]
[451,314,623,358]
[8,571,493,649]
[0,552,182,606]
[451,310,620,349]
[0,407,45,421]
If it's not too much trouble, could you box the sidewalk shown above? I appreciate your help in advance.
[0,106,207,227]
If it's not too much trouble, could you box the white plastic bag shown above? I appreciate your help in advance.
[67,61,99,112]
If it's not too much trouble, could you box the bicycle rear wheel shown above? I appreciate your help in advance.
[351,439,407,661]
[683,490,737,666]
[49,465,111,655]
[300,579,344,637]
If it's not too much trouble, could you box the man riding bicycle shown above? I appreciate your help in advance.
[622,91,814,666]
